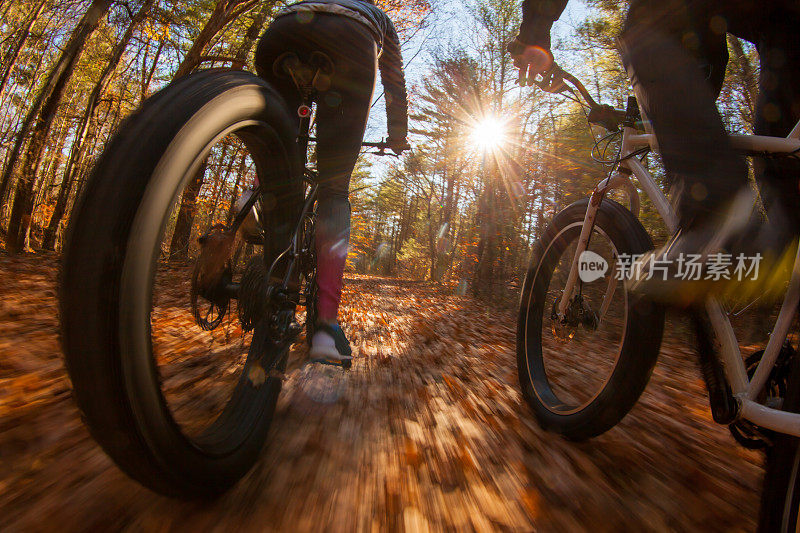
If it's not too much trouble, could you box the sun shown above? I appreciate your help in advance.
[471,116,507,151]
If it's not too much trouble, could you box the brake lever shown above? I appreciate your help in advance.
[532,68,568,93]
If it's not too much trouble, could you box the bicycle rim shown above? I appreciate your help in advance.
[528,222,627,413]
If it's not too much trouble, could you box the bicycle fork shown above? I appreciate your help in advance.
[554,166,641,324]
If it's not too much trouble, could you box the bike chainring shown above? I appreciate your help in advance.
[238,255,303,345]
[729,344,796,449]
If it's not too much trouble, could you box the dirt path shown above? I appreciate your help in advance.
[0,253,763,531]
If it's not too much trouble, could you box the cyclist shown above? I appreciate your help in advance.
[509,0,800,304]
[254,0,410,364]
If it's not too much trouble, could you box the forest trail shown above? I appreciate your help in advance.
[0,253,763,531]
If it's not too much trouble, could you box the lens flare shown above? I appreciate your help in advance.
[471,116,507,151]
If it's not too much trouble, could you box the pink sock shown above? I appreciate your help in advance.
[315,200,350,321]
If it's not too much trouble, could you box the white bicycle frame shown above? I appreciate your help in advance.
[556,107,800,437]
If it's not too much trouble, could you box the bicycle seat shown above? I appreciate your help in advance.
[309,51,334,75]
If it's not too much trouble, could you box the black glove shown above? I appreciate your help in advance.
[507,37,554,86]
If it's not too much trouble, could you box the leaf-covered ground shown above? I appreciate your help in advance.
[0,253,763,531]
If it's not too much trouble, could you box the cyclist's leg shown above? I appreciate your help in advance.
[253,17,305,267]
[312,17,377,324]
[254,16,303,109]
[748,13,800,233]
[621,0,748,230]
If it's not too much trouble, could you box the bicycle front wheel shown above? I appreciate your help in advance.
[61,70,302,498]
[517,198,665,440]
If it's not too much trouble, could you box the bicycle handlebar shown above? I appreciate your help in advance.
[533,64,601,109]
[529,63,629,132]
[362,140,405,157]
[361,141,390,149]
[305,137,405,156]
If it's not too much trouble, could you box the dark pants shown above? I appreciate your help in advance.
[255,14,377,320]
[621,0,800,229]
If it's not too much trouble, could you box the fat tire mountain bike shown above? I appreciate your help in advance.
[517,64,800,531]
[60,59,394,498]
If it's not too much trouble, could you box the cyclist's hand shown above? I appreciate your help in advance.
[387,138,411,155]
[507,38,553,86]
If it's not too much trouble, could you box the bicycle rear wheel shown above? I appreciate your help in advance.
[759,353,800,532]
[517,198,665,440]
[60,70,302,498]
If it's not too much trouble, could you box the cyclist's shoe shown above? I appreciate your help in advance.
[629,190,797,307]
[309,322,353,367]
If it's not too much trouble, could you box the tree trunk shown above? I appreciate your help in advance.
[226,153,248,223]
[384,217,396,275]
[33,114,72,210]
[427,195,436,281]
[141,38,165,100]
[41,0,154,250]
[169,161,208,262]
[203,143,231,226]
[2,0,114,252]
[472,176,499,299]
[171,0,259,80]
[165,0,259,254]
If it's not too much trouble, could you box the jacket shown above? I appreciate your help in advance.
[276,0,409,141]
[517,0,568,48]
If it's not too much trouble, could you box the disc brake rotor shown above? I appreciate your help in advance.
[551,293,599,342]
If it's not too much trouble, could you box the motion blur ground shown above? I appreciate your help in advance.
[0,252,765,530]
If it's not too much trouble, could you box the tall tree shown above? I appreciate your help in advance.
[1,0,114,252]
[41,0,157,250]
[167,0,267,260]
[0,0,48,102]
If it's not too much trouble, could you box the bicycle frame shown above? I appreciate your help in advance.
[259,83,393,297]
[556,104,800,437]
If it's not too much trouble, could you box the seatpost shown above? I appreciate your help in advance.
[297,99,313,163]
[278,53,318,161]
